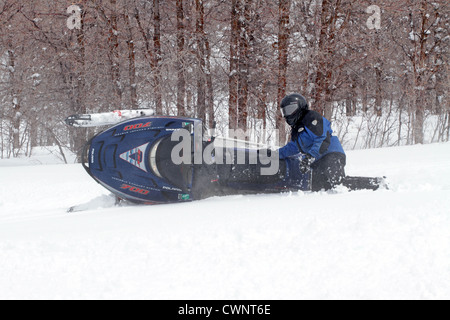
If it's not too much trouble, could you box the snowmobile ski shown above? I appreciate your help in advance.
[342,176,389,191]
[67,195,126,213]
[65,109,154,128]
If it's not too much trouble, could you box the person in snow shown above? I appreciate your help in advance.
[278,93,346,191]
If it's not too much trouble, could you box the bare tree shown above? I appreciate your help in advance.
[134,0,162,114]
[177,0,186,117]
[124,8,138,110]
[389,0,449,144]
[195,0,206,122]
[277,0,291,143]
[153,0,163,114]
[229,0,239,132]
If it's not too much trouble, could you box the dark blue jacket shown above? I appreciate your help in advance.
[279,110,345,160]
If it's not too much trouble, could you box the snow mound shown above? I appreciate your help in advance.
[0,146,76,167]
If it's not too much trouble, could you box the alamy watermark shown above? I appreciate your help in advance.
[67,5,82,30]
[366,5,381,30]
[170,126,281,176]
[66,4,381,31]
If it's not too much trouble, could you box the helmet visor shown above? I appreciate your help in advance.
[281,103,298,117]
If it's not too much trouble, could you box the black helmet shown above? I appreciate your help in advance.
[280,94,309,127]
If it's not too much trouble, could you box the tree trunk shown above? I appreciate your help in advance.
[313,0,341,119]
[124,11,138,110]
[259,80,268,143]
[313,0,330,116]
[415,94,425,144]
[153,0,163,114]
[72,8,87,162]
[446,110,450,142]
[229,0,239,132]
[277,0,290,144]
[412,0,430,144]
[0,119,4,159]
[374,30,383,117]
[205,36,215,128]
[7,49,21,153]
[177,0,186,117]
[345,97,353,117]
[362,77,368,113]
[375,64,383,117]
[196,0,206,122]
[237,0,252,131]
[108,0,122,108]
[134,2,162,114]
[29,118,38,153]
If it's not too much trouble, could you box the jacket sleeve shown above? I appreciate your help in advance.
[278,141,301,160]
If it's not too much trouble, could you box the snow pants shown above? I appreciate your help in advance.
[311,152,346,192]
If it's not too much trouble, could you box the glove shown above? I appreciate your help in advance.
[299,154,315,173]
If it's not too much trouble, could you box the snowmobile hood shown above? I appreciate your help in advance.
[84,116,202,204]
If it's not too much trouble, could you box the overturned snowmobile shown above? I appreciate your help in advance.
[67,111,385,205]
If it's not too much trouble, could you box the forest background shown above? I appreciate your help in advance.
[0,0,448,161]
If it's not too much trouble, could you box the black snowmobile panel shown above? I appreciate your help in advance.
[155,135,193,192]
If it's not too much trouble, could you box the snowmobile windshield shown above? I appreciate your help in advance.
[151,135,193,192]
[149,138,164,179]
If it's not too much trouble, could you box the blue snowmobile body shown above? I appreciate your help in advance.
[83,116,312,205]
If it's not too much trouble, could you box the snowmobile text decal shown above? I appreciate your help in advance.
[124,122,152,131]
[119,143,149,172]
[121,184,150,195]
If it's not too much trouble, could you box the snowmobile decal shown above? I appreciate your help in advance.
[121,184,150,195]
[119,143,149,172]
[178,194,191,201]
[124,122,152,131]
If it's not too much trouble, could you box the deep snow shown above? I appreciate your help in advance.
[0,143,449,299]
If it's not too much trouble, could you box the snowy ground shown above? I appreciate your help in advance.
[0,143,449,300]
